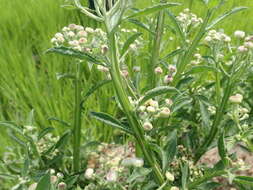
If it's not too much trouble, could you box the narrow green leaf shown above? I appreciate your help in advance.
[128,19,155,35]
[207,7,248,30]
[181,163,189,190]
[36,173,51,190]
[0,173,16,180]
[90,111,133,135]
[38,127,54,140]
[48,117,71,127]
[185,66,218,75]
[218,131,228,166]
[163,130,177,171]
[46,46,102,64]
[161,48,183,61]
[199,100,210,127]
[235,176,253,185]
[0,121,23,135]
[126,3,181,19]
[54,130,71,150]
[138,86,180,106]
[7,130,27,148]
[121,32,142,56]
[82,80,112,103]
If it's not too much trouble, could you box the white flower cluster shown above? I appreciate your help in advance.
[153,65,176,84]
[176,9,203,32]
[191,53,203,65]
[84,143,142,182]
[204,30,231,44]
[234,30,253,53]
[136,98,173,131]
[51,24,107,54]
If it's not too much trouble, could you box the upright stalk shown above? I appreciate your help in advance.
[106,31,166,186]
[148,10,165,89]
[73,61,83,172]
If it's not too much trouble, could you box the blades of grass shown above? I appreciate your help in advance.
[121,32,142,56]
[207,7,248,30]
[126,2,181,19]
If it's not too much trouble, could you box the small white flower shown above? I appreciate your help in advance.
[168,65,176,72]
[170,187,180,190]
[106,170,117,182]
[234,30,245,38]
[56,172,64,178]
[68,24,76,30]
[133,66,141,72]
[224,36,231,42]
[76,25,84,31]
[237,46,248,53]
[79,37,87,44]
[57,36,65,43]
[50,175,58,184]
[51,37,57,44]
[50,169,55,175]
[244,42,253,49]
[28,183,37,190]
[229,94,243,104]
[84,168,94,179]
[58,182,67,190]
[159,107,171,118]
[77,30,87,37]
[139,106,146,112]
[55,33,64,38]
[146,106,156,113]
[165,171,175,181]
[67,31,75,37]
[164,75,173,84]
[204,36,212,42]
[86,27,94,33]
[154,67,163,74]
[68,40,79,46]
[62,27,69,32]
[165,99,173,106]
[143,122,153,131]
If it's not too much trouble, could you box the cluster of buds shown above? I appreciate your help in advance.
[84,143,142,182]
[204,30,231,44]
[176,9,203,32]
[36,133,59,157]
[234,31,253,53]
[137,98,173,131]
[163,65,176,84]
[190,53,203,65]
[51,24,107,55]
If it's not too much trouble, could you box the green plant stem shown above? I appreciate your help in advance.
[148,10,165,89]
[73,61,83,172]
[106,31,166,187]
[195,79,233,163]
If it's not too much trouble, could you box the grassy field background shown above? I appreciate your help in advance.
[0,0,253,155]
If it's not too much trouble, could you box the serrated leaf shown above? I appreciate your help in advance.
[121,32,142,56]
[126,3,181,19]
[36,173,51,190]
[90,111,133,135]
[138,86,179,106]
[46,46,102,64]
[207,7,248,30]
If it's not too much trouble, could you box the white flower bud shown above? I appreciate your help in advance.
[234,30,245,38]
[159,107,171,118]
[85,27,94,33]
[56,172,64,178]
[97,65,109,72]
[165,171,175,181]
[50,175,58,184]
[139,106,146,112]
[67,31,75,37]
[50,169,55,175]
[68,24,76,30]
[28,183,37,190]
[76,25,84,31]
[121,70,129,77]
[229,94,243,104]
[224,36,231,42]
[168,65,176,72]
[79,37,87,44]
[62,27,70,32]
[133,66,141,72]
[58,182,67,190]
[204,36,212,42]
[165,99,173,106]
[143,122,153,131]
[51,38,57,44]
[101,44,108,54]
[170,187,180,190]
[154,67,163,74]
[68,40,79,46]
[237,46,248,53]
[77,30,87,37]
[106,170,117,182]
[244,42,253,49]
[146,106,156,113]
[84,168,94,179]
[164,75,173,84]
[55,33,63,39]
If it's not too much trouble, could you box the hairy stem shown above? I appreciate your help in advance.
[73,61,82,172]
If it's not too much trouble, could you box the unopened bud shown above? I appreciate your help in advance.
[143,122,153,131]
[229,94,243,104]
[159,107,171,118]
[154,67,163,74]
[84,168,94,179]
[164,75,173,84]
[57,182,67,190]
[165,171,175,181]
[50,176,58,184]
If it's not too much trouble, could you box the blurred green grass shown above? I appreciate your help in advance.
[0,0,253,154]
